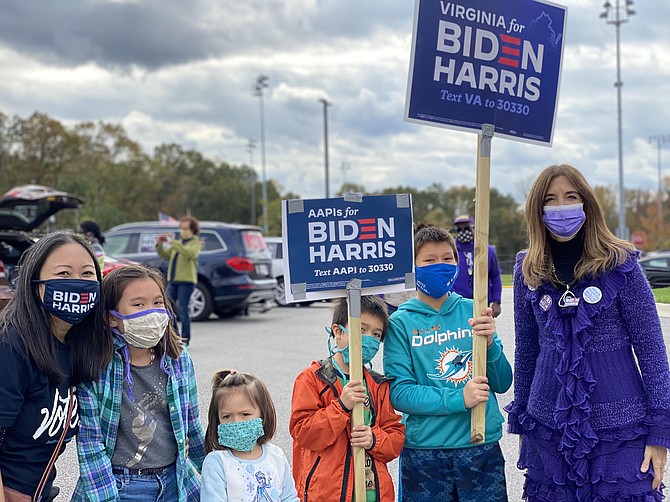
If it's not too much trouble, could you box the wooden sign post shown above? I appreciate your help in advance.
[471,123,494,444]
[282,195,414,499]
[346,280,366,501]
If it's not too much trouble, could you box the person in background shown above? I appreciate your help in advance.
[384,225,512,501]
[79,220,106,271]
[156,216,202,345]
[74,264,206,501]
[451,214,503,318]
[506,164,670,500]
[0,231,112,501]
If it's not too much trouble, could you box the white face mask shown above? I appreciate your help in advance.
[110,308,171,349]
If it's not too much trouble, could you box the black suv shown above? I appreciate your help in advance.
[104,221,276,320]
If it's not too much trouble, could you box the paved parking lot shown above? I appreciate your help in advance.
[52,290,670,500]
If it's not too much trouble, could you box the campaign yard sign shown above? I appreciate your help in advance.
[282,194,414,303]
[405,0,567,145]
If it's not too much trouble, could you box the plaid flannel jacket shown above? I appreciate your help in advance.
[72,338,206,501]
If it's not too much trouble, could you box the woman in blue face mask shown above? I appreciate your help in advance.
[506,164,670,501]
[0,231,113,502]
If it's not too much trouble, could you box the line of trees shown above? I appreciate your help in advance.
[0,111,668,263]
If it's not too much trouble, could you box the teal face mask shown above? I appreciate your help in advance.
[327,324,350,364]
[327,325,381,365]
[361,335,381,364]
[217,417,264,452]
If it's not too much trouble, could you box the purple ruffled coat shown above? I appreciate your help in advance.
[506,252,670,501]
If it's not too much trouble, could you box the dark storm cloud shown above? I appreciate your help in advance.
[0,0,228,68]
[0,0,412,70]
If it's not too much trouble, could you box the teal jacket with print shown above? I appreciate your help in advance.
[383,293,512,449]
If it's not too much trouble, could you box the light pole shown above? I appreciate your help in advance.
[340,161,351,186]
[649,135,670,233]
[600,0,634,240]
[253,75,269,233]
[247,138,257,226]
[319,98,331,198]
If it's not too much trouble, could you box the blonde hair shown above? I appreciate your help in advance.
[522,164,634,288]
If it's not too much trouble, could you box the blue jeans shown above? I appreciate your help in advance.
[114,464,178,502]
[168,282,194,342]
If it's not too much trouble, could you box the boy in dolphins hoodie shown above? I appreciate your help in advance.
[383,225,512,502]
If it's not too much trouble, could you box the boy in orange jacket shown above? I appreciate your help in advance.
[290,296,405,502]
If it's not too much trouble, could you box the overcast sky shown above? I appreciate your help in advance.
[0,0,667,202]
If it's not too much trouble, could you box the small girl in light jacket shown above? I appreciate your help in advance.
[201,370,298,502]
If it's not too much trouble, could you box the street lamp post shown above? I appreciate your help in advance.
[319,98,331,198]
[247,138,257,226]
[600,0,635,240]
[340,161,351,185]
[649,135,670,233]
[253,75,269,233]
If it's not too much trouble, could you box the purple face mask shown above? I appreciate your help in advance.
[542,203,586,239]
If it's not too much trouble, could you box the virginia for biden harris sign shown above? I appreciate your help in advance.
[282,194,414,303]
[405,0,567,145]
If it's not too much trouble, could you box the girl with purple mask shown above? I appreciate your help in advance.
[73,265,206,502]
[506,164,670,501]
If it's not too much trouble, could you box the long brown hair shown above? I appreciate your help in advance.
[101,264,183,359]
[205,370,277,453]
[522,164,635,288]
[0,231,112,384]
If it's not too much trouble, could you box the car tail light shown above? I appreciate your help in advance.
[227,256,254,272]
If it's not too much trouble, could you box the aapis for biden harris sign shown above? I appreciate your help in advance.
[282,195,414,303]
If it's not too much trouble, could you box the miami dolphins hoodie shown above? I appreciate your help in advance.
[383,293,512,449]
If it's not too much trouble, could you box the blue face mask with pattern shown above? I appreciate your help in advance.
[217,417,264,452]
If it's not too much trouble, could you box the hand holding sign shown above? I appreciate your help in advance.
[340,380,367,411]
[463,375,490,409]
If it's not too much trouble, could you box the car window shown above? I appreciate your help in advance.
[139,232,170,253]
[242,231,267,252]
[266,242,279,259]
[266,241,283,260]
[645,258,669,268]
[105,233,136,255]
[241,231,270,259]
[200,231,227,252]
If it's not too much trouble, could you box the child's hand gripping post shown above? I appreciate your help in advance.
[346,282,366,502]
[340,380,366,412]
[341,381,374,452]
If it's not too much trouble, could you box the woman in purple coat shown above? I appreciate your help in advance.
[506,164,670,501]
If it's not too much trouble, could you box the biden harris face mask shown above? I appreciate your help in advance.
[34,278,100,324]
